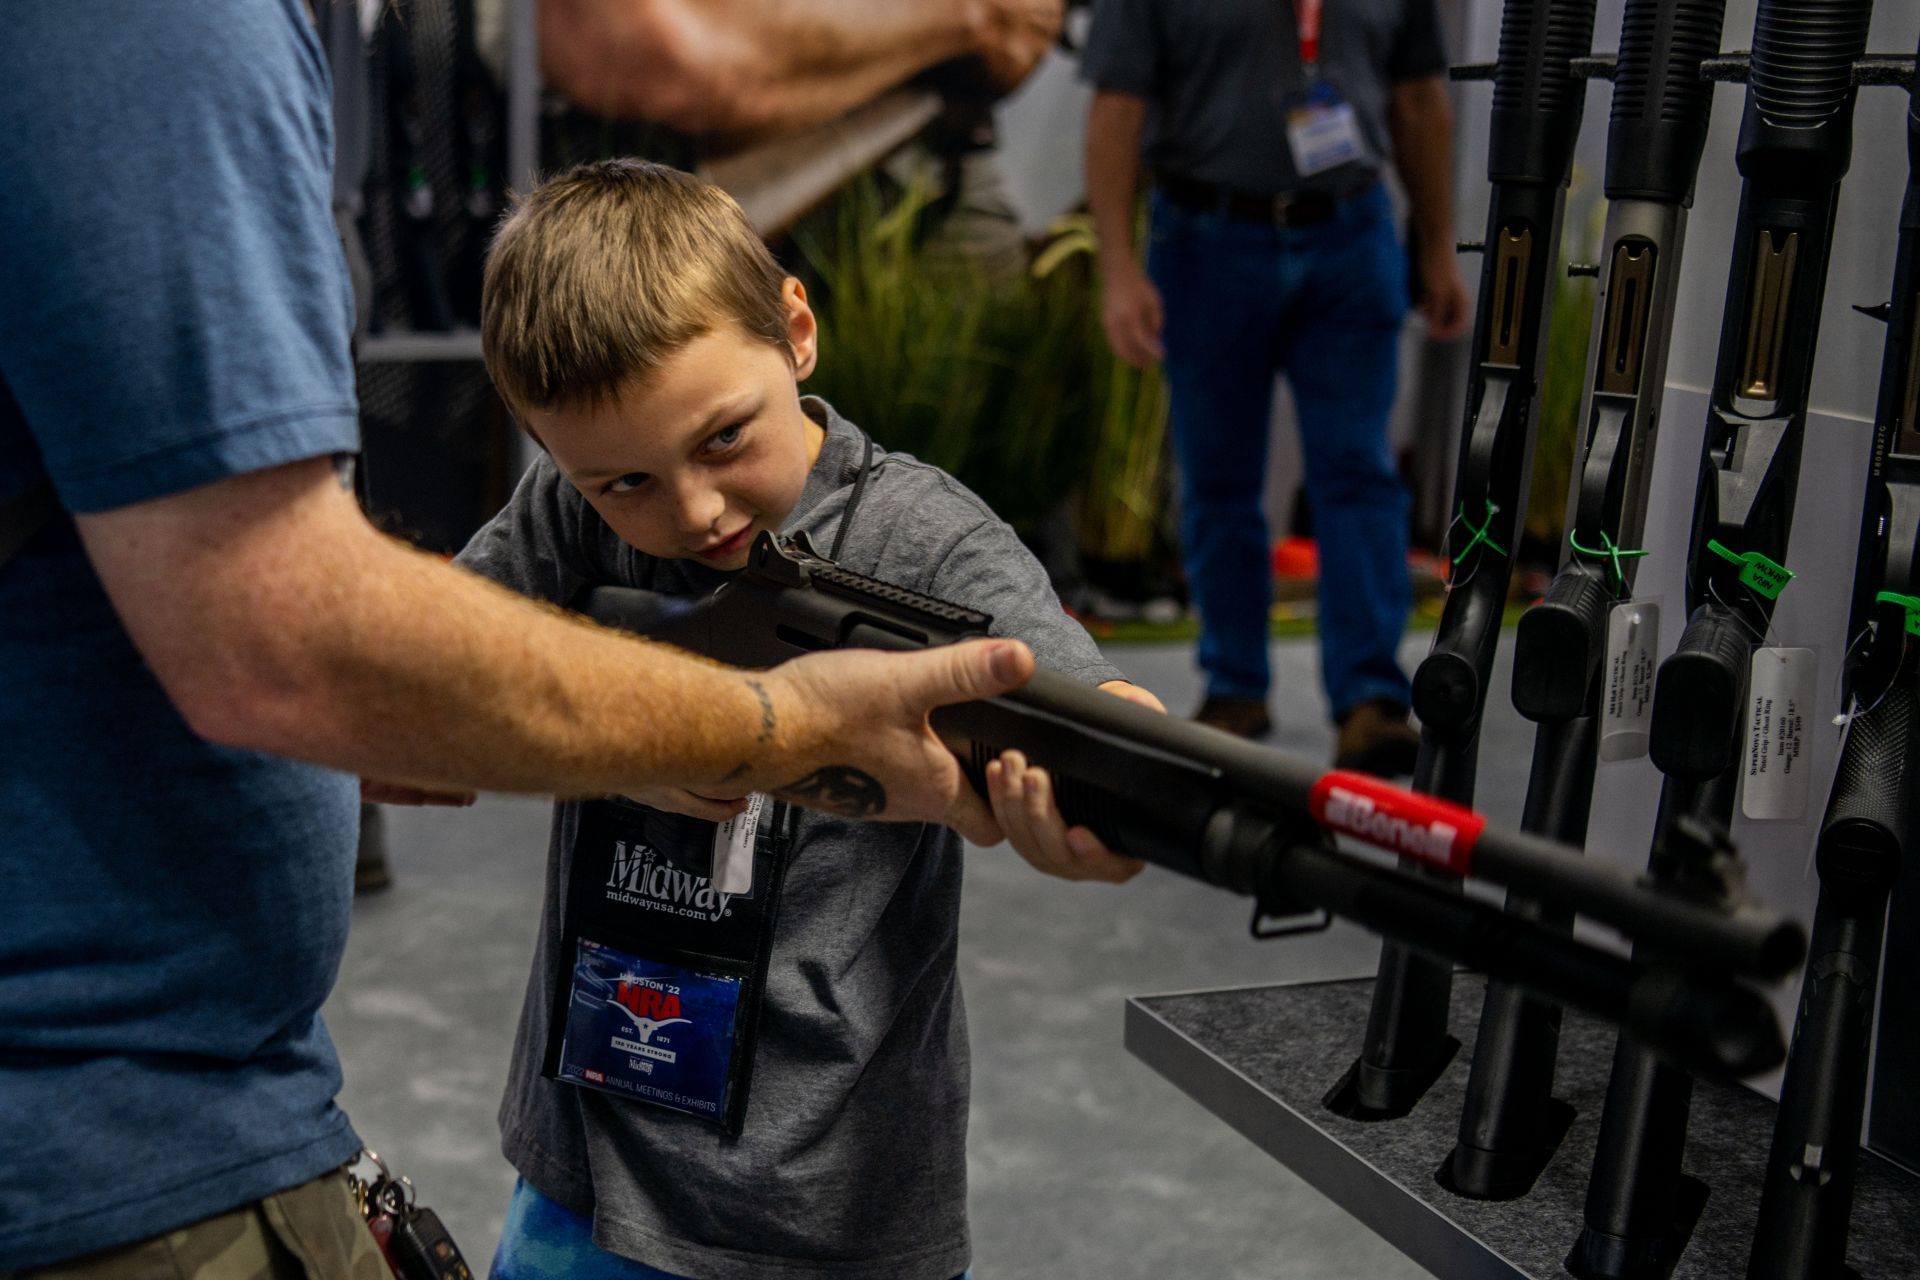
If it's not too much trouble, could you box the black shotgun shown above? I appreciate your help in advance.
[1329,0,1598,1123]
[1444,0,1728,1202]
[1747,30,1920,1280]
[580,533,1803,1079]
[1570,1,1876,1276]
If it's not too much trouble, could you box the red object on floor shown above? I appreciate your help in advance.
[1273,537,1443,584]
[1272,536,1319,580]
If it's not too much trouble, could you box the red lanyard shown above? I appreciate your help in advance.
[1296,0,1323,74]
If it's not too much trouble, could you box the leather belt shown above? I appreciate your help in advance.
[1156,174,1374,228]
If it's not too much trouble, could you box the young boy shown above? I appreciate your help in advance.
[458,159,1160,1280]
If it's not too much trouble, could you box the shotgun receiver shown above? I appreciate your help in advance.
[1336,0,1599,1123]
[580,532,1802,1079]
[1447,0,1730,1202]
[1572,0,1876,1275]
[1748,28,1920,1280]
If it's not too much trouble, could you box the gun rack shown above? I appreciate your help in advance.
[1125,976,1920,1279]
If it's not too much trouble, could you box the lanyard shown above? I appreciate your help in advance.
[1294,0,1324,76]
[828,431,876,562]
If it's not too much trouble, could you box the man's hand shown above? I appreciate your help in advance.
[757,638,1036,845]
[984,680,1163,882]
[622,785,752,822]
[967,0,1065,94]
[1100,264,1166,368]
[1416,248,1471,342]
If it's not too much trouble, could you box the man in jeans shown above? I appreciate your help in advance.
[1082,0,1468,773]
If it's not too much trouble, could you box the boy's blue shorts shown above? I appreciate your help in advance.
[490,1178,972,1280]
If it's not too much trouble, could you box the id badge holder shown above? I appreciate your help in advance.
[543,797,794,1136]
[1284,80,1365,178]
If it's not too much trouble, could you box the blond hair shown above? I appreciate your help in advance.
[481,159,791,421]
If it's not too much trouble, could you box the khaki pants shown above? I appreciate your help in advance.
[14,1170,386,1280]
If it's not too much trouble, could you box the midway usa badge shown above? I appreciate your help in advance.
[548,798,794,1135]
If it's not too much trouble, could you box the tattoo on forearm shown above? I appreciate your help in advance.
[774,767,886,819]
[745,679,776,743]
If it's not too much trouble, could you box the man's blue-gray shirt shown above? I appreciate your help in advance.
[0,2,364,1267]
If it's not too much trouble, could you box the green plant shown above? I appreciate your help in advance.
[1035,214,1173,567]
[793,176,1102,532]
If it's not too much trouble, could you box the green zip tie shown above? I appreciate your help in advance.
[1877,591,1920,637]
[1568,529,1649,594]
[1707,539,1794,600]
[1455,499,1507,564]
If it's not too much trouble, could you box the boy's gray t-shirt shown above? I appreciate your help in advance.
[456,398,1122,1280]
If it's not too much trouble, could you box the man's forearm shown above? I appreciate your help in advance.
[1387,77,1457,260]
[543,0,980,136]
[78,459,795,799]
[269,538,792,797]
[1086,91,1148,278]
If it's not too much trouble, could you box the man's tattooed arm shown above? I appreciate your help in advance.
[774,766,887,819]
[700,681,779,788]
[744,678,776,743]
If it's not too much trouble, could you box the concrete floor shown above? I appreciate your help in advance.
[325,632,1536,1278]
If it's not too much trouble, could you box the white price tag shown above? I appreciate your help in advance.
[1740,647,1815,821]
[1600,601,1660,762]
[710,793,766,895]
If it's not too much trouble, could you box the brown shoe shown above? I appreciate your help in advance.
[1334,699,1420,777]
[1193,695,1273,739]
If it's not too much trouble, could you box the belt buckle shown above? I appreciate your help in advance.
[1270,191,1305,227]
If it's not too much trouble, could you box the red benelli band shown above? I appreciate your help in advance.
[1307,770,1488,876]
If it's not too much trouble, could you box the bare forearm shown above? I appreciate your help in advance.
[248,537,783,797]
[543,0,976,136]
[1388,78,1456,258]
[1086,91,1147,278]
[81,458,1034,839]
[79,462,786,798]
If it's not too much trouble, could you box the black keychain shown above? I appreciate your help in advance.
[348,1150,474,1280]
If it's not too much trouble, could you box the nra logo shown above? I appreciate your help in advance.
[583,1069,605,1084]
[1309,772,1483,874]
[610,974,690,1045]
[617,979,682,1025]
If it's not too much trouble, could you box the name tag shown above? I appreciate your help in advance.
[1286,84,1364,177]
[557,938,744,1121]
[548,796,795,1134]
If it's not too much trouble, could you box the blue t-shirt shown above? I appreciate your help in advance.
[0,3,364,1267]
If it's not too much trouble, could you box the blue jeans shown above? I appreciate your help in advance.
[1147,182,1413,719]
[490,1179,973,1280]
